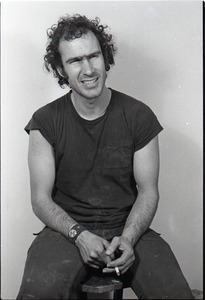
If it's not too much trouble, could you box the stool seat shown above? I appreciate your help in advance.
[79,274,123,293]
[78,273,124,299]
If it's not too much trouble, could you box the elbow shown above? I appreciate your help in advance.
[155,190,160,203]
[30,193,44,219]
[31,199,41,218]
[153,190,160,206]
[138,186,160,201]
[155,194,160,210]
[153,191,160,214]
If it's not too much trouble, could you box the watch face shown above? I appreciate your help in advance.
[69,229,77,238]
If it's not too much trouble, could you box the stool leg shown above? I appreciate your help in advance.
[113,289,123,300]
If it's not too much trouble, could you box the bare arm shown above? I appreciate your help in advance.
[104,136,160,274]
[28,130,110,268]
[28,130,77,236]
[121,135,160,245]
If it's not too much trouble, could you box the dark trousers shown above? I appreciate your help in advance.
[17,226,193,299]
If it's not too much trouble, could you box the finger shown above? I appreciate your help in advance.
[95,239,110,256]
[87,255,105,267]
[105,237,120,256]
[91,250,106,262]
[106,256,134,275]
[98,251,112,265]
[102,239,110,249]
[103,258,134,275]
[107,257,125,268]
[103,265,128,275]
[120,258,134,273]
[102,267,116,274]
[88,257,105,268]
[107,250,130,267]
[120,259,135,274]
[89,263,101,269]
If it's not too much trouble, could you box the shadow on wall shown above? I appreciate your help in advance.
[157,126,202,242]
[152,126,203,291]
[151,128,202,293]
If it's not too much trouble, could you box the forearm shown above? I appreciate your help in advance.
[28,130,78,237]
[32,195,77,237]
[122,189,159,246]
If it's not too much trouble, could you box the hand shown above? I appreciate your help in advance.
[103,236,135,275]
[75,230,112,269]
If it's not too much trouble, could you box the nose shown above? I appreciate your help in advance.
[82,58,94,75]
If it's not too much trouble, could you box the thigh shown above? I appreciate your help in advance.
[17,227,87,300]
[128,229,193,299]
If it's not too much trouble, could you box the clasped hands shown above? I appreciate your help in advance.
[75,231,135,275]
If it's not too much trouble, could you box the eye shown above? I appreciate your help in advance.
[70,58,81,64]
[89,53,100,60]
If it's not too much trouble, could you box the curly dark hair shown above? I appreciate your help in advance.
[44,14,117,88]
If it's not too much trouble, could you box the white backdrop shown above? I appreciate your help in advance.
[1,1,203,298]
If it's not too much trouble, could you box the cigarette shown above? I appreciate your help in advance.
[115,266,120,276]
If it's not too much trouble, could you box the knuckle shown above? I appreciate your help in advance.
[96,247,103,254]
[90,251,96,258]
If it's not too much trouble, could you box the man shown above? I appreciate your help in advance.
[17,14,193,299]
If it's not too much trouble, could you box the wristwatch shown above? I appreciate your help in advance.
[68,224,85,244]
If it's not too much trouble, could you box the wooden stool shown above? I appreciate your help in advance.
[78,273,124,300]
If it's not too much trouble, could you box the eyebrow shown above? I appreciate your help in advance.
[65,51,101,64]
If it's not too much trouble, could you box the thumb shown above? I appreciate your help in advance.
[102,239,110,250]
[105,237,119,256]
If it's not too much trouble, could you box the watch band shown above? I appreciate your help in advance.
[68,224,85,244]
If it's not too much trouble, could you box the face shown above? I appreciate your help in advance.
[58,31,107,100]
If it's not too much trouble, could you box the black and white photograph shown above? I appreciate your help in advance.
[1,1,203,299]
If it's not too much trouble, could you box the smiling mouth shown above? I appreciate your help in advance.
[81,78,98,85]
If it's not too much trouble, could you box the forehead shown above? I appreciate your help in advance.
[58,31,102,58]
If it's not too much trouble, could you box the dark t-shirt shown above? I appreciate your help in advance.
[25,89,163,230]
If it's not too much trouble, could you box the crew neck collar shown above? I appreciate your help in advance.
[68,88,114,123]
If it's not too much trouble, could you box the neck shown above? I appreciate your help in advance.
[71,87,111,120]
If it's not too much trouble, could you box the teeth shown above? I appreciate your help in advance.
[82,78,97,84]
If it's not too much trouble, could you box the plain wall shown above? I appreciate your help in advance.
[1,1,203,299]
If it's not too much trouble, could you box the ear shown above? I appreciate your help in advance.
[57,66,68,79]
[105,62,110,72]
